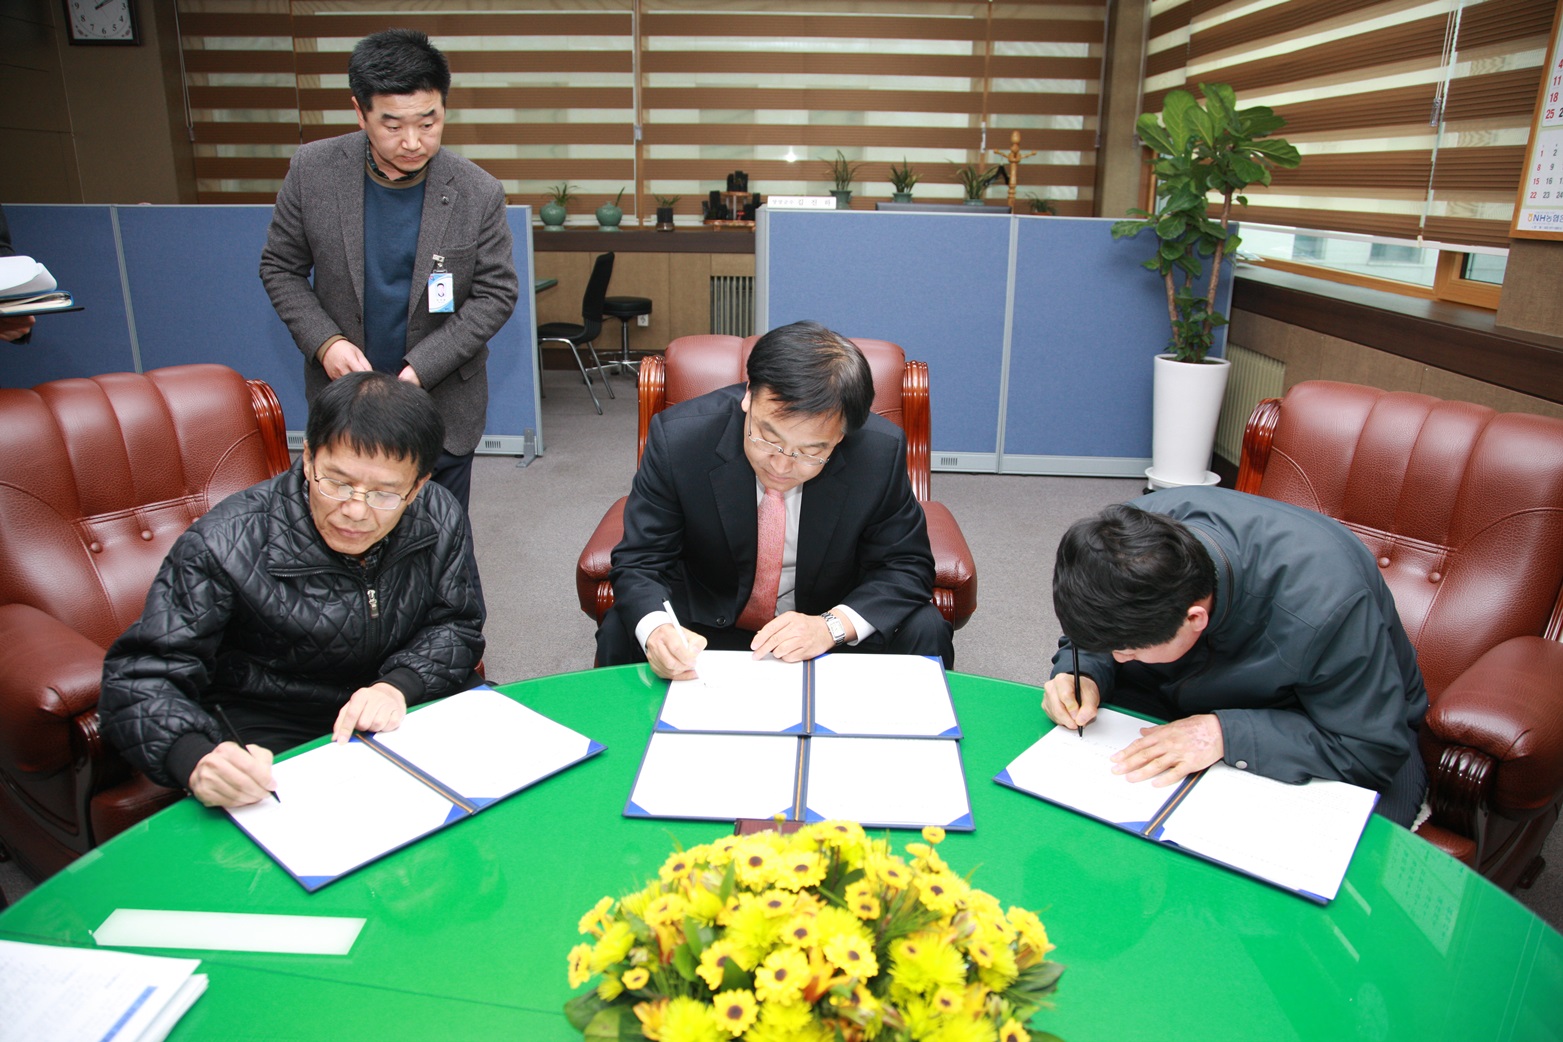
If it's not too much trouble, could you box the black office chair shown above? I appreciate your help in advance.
[537,252,615,414]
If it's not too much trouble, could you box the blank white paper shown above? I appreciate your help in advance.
[811,653,957,737]
[372,687,598,801]
[628,732,801,820]
[227,739,455,882]
[657,651,806,733]
[804,736,971,829]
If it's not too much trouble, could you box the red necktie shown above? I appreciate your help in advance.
[737,489,785,631]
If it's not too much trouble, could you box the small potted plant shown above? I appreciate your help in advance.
[596,187,626,231]
[954,163,1001,205]
[888,157,920,202]
[540,182,575,231]
[1024,193,1057,215]
[653,194,680,232]
[1110,82,1300,487]
[823,149,861,209]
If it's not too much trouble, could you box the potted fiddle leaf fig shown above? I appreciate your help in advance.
[888,158,920,202]
[823,150,861,209]
[1110,82,1300,487]
[540,182,575,231]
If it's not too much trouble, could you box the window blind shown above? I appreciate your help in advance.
[1142,0,1552,249]
[176,0,1107,219]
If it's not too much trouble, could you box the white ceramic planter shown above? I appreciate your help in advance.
[1148,353,1231,488]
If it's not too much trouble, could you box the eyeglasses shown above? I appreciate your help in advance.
[746,419,832,467]
[309,473,409,511]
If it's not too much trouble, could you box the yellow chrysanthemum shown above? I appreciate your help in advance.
[779,910,818,948]
[684,882,726,924]
[590,920,635,972]
[823,931,880,979]
[927,1014,999,1042]
[888,932,968,995]
[1007,907,1053,962]
[711,989,759,1037]
[998,1018,1031,1042]
[845,879,882,920]
[578,895,615,936]
[755,888,795,918]
[932,985,963,1013]
[976,941,1019,991]
[864,852,912,891]
[754,946,810,1004]
[732,837,782,888]
[922,825,946,845]
[696,939,742,992]
[720,900,781,968]
[566,942,594,988]
[916,870,965,915]
[660,996,725,1042]
[645,890,689,926]
[597,973,624,1001]
[622,965,651,990]
[746,999,835,1042]
[775,849,827,891]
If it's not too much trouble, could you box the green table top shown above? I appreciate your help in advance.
[3,667,1560,1041]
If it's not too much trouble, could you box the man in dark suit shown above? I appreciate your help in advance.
[259,28,518,512]
[599,320,953,679]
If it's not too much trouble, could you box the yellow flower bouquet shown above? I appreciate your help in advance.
[565,822,1064,1042]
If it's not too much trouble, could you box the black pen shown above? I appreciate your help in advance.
[213,704,281,803]
[1072,643,1085,738]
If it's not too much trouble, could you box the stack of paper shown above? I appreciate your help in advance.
[0,255,76,316]
[0,938,207,1042]
[995,707,1378,902]
[627,652,972,830]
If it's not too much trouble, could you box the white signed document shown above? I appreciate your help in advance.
[996,707,1377,902]
[226,688,604,890]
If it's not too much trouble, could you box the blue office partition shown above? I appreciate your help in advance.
[1,205,135,388]
[2,203,539,456]
[758,208,1011,464]
[117,205,305,420]
[757,208,1234,476]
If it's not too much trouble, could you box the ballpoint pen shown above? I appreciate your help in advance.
[214,704,281,803]
[1072,643,1085,738]
[662,598,695,657]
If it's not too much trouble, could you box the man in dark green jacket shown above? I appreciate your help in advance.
[1043,486,1428,827]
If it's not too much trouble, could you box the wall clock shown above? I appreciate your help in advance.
[64,0,141,45]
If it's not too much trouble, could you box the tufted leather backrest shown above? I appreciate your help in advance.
[1243,380,1563,700]
[657,332,908,432]
[0,365,281,650]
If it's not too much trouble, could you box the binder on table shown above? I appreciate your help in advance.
[226,687,604,891]
[626,730,972,830]
[0,256,81,315]
[652,650,960,738]
[994,707,1377,903]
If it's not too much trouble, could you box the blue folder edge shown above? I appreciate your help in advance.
[229,688,607,892]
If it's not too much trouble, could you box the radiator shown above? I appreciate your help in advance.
[710,275,755,337]
[1215,344,1286,465]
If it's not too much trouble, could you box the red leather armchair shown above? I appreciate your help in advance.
[1238,380,1563,889]
[577,334,978,635]
[0,364,290,881]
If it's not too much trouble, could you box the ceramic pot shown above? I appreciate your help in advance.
[830,190,852,210]
[539,202,567,230]
[891,191,913,203]
[1148,353,1232,487]
[595,203,623,230]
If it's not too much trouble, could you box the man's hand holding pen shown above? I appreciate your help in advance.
[1041,671,1099,732]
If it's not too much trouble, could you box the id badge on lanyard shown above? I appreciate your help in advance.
[428,254,455,314]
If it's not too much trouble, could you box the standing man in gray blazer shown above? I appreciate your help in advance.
[260,28,518,512]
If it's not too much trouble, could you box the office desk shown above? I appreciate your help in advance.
[2,668,1558,1041]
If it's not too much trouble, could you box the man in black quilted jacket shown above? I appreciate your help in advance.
[100,371,485,808]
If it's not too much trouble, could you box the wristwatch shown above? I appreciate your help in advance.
[820,610,848,647]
